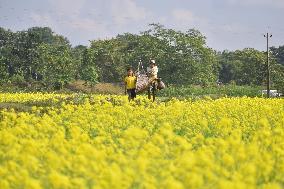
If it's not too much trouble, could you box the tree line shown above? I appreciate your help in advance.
[0,24,283,91]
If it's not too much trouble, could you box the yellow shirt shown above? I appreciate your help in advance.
[124,76,136,89]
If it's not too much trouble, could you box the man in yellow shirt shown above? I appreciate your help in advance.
[124,67,137,101]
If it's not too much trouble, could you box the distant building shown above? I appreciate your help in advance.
[261,90,282,97]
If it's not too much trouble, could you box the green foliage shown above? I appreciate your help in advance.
[0,27,83,89]
[158,85,262,98]
[271,63,284,93]
[218,48,266,85]
[36,44,76,89]
[89,37,130,82]
[0,25,283,94]
[88,24,218,85]
[218,47,284,93]
[270,46,284,93]
[271,45,284,66]
[0,59,9,82]
[72,45,88,79]
[79,48,99,86]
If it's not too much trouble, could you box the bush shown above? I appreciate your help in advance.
[158,84,262,98]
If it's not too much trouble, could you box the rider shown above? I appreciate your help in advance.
[147,59,158,83]
[147,59,158,99]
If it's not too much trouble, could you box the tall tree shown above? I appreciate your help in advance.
[88,24,218,85]
[271,46,284,66]
[36,43,76,89]
[218,48,266,85]
[80,48,99,86]
[270,46,284,92]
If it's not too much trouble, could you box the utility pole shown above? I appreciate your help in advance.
[264,33,272,98]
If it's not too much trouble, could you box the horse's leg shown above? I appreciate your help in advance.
[152,86,155,102]
[147,87,151,99]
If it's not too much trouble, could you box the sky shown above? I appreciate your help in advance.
[0,0,283,51]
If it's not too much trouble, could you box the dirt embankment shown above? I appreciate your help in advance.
[66,80,124,94]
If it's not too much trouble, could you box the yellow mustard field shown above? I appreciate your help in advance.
[0,93,284,189]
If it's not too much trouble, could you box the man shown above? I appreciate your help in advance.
[147,59,158,83]
[147,59,158,100]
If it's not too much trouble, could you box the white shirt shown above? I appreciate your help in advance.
[147,66,158,78]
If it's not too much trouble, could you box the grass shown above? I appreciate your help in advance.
[0,102,32,112]
[0,81,265,99]
[158,84,263,98]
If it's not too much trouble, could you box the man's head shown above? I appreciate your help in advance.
[149,59,156,68]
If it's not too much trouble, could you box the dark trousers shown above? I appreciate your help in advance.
[127,89,136,100]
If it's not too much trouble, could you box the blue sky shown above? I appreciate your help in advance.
[0,0,283,51]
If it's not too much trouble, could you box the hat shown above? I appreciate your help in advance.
[149,59,156,64]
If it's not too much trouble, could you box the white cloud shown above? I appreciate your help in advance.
[171,9,209,30]
[111,0,148,26]
[42,0,109,34]
[48,0,86,15]
[172,9,195,24]
[227,0,284,8]
[26,0,113,45]
[30,12,59,30]
[67,17,108,33]
[36,0,151,37]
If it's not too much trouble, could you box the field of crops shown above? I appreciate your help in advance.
[0,93,284,189]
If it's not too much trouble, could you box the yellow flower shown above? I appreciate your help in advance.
[0,93,283,188]
[48,171,70,189]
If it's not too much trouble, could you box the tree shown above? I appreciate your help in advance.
[89,24,218,85]
[270,46,284,92]
[0,28,12,81]
[218,48,266,85]
[72,45,88,80]
[89,38,129,82]
[271,46,284,66]
[36,44,76,89]
[80,48,99,86]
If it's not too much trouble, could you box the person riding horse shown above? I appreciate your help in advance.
[146,59,158,99]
